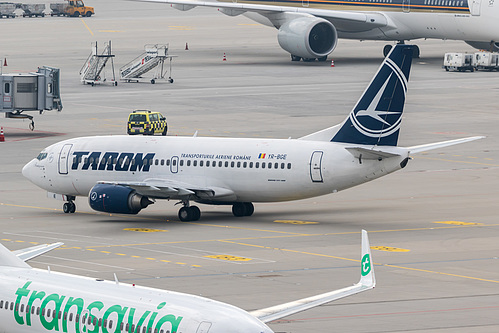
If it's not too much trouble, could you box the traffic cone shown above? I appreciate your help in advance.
[223,53,227,61]
[3,58,6,67]
[330,59,335,67]
[0,127,5,142]
[185,43,189,50]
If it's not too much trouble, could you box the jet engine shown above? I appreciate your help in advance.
[88,184,153,214]
[277,17,337,61]
[465,41,499,52]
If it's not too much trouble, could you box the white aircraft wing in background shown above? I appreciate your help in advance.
[250,230,375,323]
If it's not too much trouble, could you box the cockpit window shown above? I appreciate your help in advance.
[36,152,48,161]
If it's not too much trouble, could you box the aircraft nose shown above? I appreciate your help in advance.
[22,159,42,185]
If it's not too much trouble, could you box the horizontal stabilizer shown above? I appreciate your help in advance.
[250,230,375,323]
[346,147,401,160]
[13,242,64,262]
[408,136,485,154]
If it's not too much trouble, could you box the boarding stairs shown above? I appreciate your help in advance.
[80,41,117,86]
[120,44,174,84]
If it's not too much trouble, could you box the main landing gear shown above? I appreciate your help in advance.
[177,201,255,222]
[63,197,76,214]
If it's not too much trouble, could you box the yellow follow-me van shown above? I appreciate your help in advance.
[127,110,167,136]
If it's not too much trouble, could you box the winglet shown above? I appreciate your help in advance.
[359,229,375,288]
[250,230,376,323]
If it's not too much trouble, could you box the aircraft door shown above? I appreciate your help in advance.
[470,0,481,15]
[58,144,73,175]
[402,0,410,12]
[170,156,179,174]
[310,151,324,183]
[2,78,12,109]
[196,322,212,333]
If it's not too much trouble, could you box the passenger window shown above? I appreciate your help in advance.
[200,161,204,167]
[256,162,259,168]
[249,162,253,168]
[243,162,247,168]
[231,161,235,167]
[287,163,291,169]
[172,159,177,166]
[166,159,171,166]
[161,159,164,166]
[180,160,184,166]
[275,163,278,169]
[218,161,222,167]
[237,162,241,168]
[224,161,228,167]
[261,163,265,169]
[155,159,159,165]
[281,163,285,169]
[212,161,216,167]
[193,160,197,166]
[268,163,272,169]
[187,160,191,166]
[205,160,209,167]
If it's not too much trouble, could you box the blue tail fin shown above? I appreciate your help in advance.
[331,45,414,146]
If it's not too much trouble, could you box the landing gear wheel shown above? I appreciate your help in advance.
[232,202,254,217]
[383,44,393,57]
[243,202,254,216]
[178,206,201,222]
[151,79,155,84]
[168,78,174,83]
[291,55,301,62]
[63,202,76,214]
[29,121,35,131]
[317,56,328,62]
[162,126,167,136]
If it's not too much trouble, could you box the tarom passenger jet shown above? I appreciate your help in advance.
[22,45,482,222]
[140,0,499,61]
[0,231,375,333]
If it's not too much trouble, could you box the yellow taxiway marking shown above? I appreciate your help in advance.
[169,26,194,30]
[434,221,483,226]
[123,228,168,233]
[80,18,94,36]
[274,220,319,225]
[371,246,410,252]
[204,254,252,261]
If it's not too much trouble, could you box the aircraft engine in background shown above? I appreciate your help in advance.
[465,41,499,52]
[88,184,153,214]
[277,17,337,61]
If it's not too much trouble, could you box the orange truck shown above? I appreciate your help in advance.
[50,0,94,17]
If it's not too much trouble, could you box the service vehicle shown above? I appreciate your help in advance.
[474,52,499,71]
[50,0,94,17]
[443,53,475,72]
[127,110,167,136]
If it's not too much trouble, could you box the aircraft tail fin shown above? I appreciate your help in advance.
[330,44,414,146]
[250,230,375,323]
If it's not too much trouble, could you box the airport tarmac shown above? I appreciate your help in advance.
[1,0,499,331]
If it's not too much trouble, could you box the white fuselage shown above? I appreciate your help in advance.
[0,267,273,333]
[22,135,409,203]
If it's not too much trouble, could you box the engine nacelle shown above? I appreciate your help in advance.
[277,17,337,59]
[465,41,499,52]
[88,184,152,214]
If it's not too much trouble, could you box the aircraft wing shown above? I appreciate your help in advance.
[137,0,391,32]
[250,230,375,323]
[98,178,236,201]
[13,242,64,262]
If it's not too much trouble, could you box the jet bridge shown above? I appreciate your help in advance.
[120,44,175,84]
[80,41,117,86]
[1,66,62,130]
